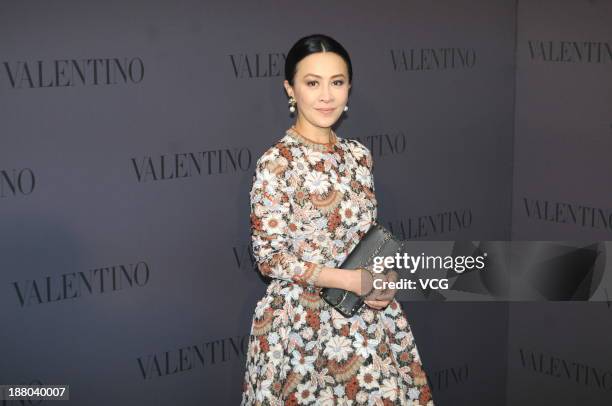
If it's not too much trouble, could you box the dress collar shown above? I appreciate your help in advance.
[285,126,339,152]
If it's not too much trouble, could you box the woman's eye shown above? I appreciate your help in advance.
[307,81,317,86]
[333,80,344,86]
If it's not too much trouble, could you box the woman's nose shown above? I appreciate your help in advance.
[320,84,333,101]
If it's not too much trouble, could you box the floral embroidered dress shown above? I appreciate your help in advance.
[241,127,434,406]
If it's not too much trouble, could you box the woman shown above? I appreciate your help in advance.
[241,34,434,406]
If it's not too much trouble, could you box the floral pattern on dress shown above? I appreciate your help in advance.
[241,128,434,406]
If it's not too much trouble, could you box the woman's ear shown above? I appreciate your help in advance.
[283,80,293,98]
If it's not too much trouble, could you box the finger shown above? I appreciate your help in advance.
[363,300,383,309]
[377,288,397,301]
[366,299,391,309]
[386,270,399,282]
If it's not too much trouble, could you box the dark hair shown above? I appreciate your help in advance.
[284,34,353,86]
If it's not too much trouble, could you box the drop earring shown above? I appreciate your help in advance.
[343,105,349,112]
[288,97,296,113]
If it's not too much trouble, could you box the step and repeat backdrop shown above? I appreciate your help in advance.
[0,0,609,405]
[509,1,612,405]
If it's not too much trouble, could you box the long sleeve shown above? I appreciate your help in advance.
[351,140,378,223]
[249,148,323,287]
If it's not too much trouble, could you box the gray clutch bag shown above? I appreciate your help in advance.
[319,222,404,317]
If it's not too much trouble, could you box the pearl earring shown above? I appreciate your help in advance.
[288,97,296,113]
[344,105,349,112]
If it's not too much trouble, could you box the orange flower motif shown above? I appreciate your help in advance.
[377,342,389,355]
[250,213,262,231]
[420,385,433,403]
[410,361,428,386]
[279,146,293,161]
[345,376,359,400]
[272,381,282,394]
[306,309,320,329]
[327,208,341,232]
[259,336,269,353]
[284,392,298,406]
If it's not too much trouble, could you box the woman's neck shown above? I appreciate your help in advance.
[293,119,332,144]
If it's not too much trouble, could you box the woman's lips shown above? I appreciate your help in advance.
[316,108,336,115]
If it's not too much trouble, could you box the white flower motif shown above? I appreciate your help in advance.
[319,310,331,323]
[290,146,303,157]
[396,315,407,330]
[362,309,375,323]
[355,166,371,186]
[301,326,314,341]
[339,200,358,224]
[280,285,302,302]
[351,144,366,160]
[317,387,335,406]
[304,171,330,194]
[255,377,273,402]
[254,296,271,318]
[355,391,368,403]
[292,305,307,330]
[353,331,380,359]
[323,335,353,362]
[357,364,380,390]
[302,249,325,264]
[253,168,278,195]
[269,343,284,364]
[357,216,373,233]
[291,349,316,376]
[318,325,332,341]
[305,150,325,165]
[291,157,309,172]
[408,387,421,400]
[334,176,352,193]
[372,353,392,376]
[380,377,399,401]
[262,213,286,234]
[295,381,316,404]
[267,332,280,345]
[260,147,280,161]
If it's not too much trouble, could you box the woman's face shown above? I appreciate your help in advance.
[284,52,351,129]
